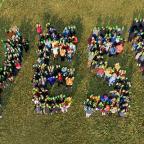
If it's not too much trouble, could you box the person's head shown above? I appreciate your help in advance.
[58,73,61,76]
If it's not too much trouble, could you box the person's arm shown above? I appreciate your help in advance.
[72,77,75,81]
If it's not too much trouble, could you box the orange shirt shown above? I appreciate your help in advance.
[65,77,74,86]
[60,48,66,56]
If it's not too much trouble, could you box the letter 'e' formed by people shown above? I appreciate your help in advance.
[32,23,78,115]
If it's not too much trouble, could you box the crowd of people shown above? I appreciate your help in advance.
[0,26,29,109]
[36,23,78,62]
[84,26,131,117]
[32,23,78,114]
[0,23,139,117]
[129,18,144,76]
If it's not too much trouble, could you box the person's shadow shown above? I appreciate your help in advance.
[0,104,3,119]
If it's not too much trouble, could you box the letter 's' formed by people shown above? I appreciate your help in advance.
[84,26,131,118]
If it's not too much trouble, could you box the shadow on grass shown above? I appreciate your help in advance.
[43,12,65,32]
[1,18,34,108]
[69,16,84,97]
[19,17,35,44]
[133,9,144,20]
[97,15,127,35]
[0,16,11,66]
[0,16,11,106]
[97,15,124,26]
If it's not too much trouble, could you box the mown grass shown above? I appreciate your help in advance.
[0,0,144,144]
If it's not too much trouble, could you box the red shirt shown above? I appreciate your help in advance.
[73,36,78,44]
[36,26,42,34]
[58,74,63,81]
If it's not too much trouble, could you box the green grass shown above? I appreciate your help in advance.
[0,0,144,144]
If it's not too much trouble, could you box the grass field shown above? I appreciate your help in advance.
[0,0,144,144]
